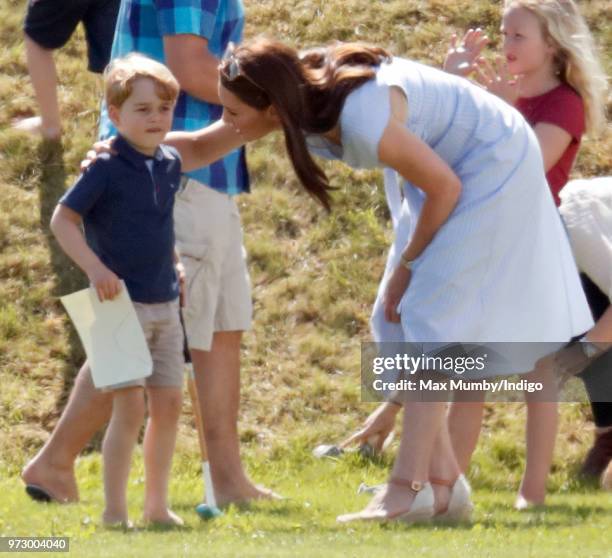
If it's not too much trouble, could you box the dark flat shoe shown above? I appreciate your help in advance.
[580,429,612,478]
[25,484,56,503]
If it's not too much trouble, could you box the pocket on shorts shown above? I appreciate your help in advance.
[178,242,209,303]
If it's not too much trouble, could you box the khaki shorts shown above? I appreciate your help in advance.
[106,299,184,390]
[174,178,252,351]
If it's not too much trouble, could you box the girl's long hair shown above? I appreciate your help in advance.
[219,38,390,210]
[504,0,608,135]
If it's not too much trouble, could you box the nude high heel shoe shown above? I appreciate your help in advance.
[386,478,435,523]
[337,478,434,524]
[431,475,473,521]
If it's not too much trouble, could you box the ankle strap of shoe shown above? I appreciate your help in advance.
[389,477,426,492]
[429,476,456,487]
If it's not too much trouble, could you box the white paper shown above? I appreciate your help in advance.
[61,283,152,388]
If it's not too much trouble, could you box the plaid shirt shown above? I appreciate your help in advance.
[99,0,249,195]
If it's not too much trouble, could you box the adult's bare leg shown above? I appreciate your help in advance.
[21,362,112,502]
[191,330,277,506]
[447,394,486,473]
[517,359,559,507]
[429,417,463,514]
[337,401,449,520]
[13,36,62,139]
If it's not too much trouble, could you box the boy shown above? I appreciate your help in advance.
[50,54,184,527]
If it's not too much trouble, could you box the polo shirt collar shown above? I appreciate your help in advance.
[114,134,165,167]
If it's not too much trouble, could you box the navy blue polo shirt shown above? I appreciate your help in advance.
[60,135,182,303]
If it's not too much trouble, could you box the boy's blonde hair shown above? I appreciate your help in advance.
[104,53,180,108]
[504,0,608,135]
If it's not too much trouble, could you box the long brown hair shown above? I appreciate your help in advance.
[219,38,391,210]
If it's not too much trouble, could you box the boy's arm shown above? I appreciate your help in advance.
[50,204,122,301]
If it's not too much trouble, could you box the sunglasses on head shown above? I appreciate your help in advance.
[222,42,263,91]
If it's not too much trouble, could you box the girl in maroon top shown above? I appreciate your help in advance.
[474,1,607,205]
[446,0,608,509]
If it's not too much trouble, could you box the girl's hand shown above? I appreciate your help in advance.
[383,265,412,323]
[443,28,489,77]
[550,339,610,388]
[474,57,522,106]
[339,402,399,452]
[79,137,116,172]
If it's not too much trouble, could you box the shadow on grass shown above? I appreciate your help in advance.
[221,499,308,516]
[35,140,104,452]
[369,502,612,532]
[465,500,611,530]
[159,514,612,536]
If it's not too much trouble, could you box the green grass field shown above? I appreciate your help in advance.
[1,0,611,556]
[1,449,611,558]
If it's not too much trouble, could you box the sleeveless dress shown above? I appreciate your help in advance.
[306,58,592,375]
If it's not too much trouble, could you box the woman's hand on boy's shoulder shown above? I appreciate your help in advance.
[80,137,116,172]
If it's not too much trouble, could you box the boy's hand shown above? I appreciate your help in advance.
[80,137,116,172]
[87,262,122,302]
[175,261,187,307]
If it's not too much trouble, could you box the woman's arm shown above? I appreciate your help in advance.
[80,121,245,172]
[378,119,462,262]
[81,119,274,173]
[164,120,245,173]
[376,94,461,322]
[165,117,280,172]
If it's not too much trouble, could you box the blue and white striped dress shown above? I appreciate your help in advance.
[307,58,592,375]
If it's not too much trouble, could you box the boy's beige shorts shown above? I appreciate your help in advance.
[105,298,184,390]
